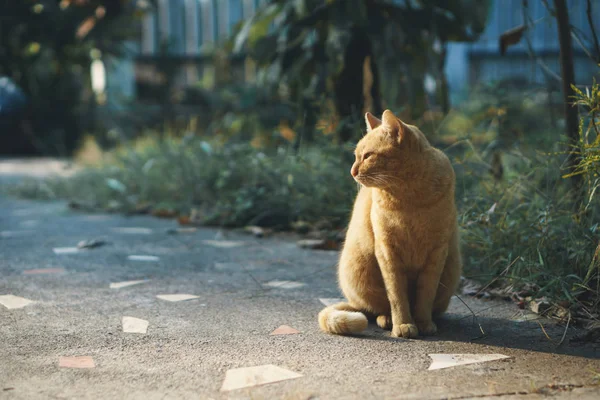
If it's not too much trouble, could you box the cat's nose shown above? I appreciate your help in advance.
[350,164,359,177]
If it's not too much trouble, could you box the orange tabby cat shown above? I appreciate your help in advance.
[318,109,461,338]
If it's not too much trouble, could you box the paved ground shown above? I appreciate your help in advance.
[1,159,600,400]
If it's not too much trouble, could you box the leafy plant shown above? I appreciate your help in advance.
[568,79,600,210]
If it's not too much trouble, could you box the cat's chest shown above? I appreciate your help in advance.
[370,207,439,265]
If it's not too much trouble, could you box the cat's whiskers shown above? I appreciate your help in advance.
[359,173,395,189]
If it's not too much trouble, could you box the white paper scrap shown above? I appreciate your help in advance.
[202,240,246,248]
[220,364,302,392]
[127,255,159,262]
[53,247,79,255]
[264,280,305,289]
[0,294,35,309]
[109,280,149,289]
[112,227,153,234]
[156,294,199,302]
[428,354,510,371]
[0,230,33,238]
[122,316,149,334]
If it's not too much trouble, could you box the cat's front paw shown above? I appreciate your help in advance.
[416,320,438,336]
[391,323,418,338]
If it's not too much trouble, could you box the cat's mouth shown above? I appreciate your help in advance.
[354,174,374,187]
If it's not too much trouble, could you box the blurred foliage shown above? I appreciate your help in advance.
[234,0,491,142]
[11,134,356,228]
[0,0,148,154]
[445,81,600,314]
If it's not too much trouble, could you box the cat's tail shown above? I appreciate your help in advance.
[318,302,368,335]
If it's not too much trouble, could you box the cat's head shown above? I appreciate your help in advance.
[350,109,429,187]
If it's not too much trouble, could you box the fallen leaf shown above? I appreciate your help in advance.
[128,203,152,215]
[122,316,149,334]
[220,364,302,392]
[53,247,79,255]
[77,239,107,249]
[127,255,159,262]
[270,325,300,335]
[319,298,345,306]
[297,239,340,251]
[156,294,200,302]
[23,268,65,275]
[297,239,325,249]
[0,294,35,309]
[151,208,178,218]
[111,227,153,235]
[264,280,305,289]
[512,313,541,322]
[109,280,148,289]
[59,356,95,369]
[177,215,191,225]
[428,354,510,371]
[178,209,204,226]
[499,24,527,55]
[202,240,246,249]
[529,299,551,314]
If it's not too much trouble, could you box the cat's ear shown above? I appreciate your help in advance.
[365,112,382,132]
[381,109,404,140]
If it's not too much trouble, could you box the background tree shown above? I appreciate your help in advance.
[0,0,146,155]
[234,0,491,143]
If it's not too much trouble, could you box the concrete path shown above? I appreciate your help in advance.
[1,159,599,399]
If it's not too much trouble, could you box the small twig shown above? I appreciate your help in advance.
[586,0,600,62]
[538,321,555,343]
[570,29,596,63]
[537,311,571,346]
[522,0,562,83]
[445,283,487,340]
[558,312,571,346]
[474,256,520,298]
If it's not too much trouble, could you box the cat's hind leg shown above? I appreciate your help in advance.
[318,302,368,335]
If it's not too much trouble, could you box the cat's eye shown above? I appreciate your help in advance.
[363,152,373,160]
